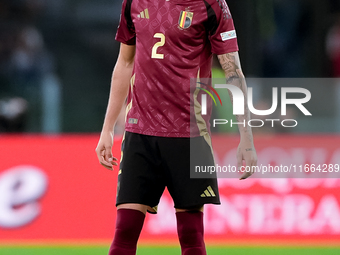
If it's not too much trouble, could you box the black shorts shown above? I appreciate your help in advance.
[116,131,220,213]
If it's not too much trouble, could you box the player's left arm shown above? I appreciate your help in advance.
[217,52,257,179]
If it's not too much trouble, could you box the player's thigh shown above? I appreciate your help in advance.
[117,132,165,210]
[158,135,220,209]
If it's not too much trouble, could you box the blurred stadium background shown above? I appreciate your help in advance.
[1,0,340,254]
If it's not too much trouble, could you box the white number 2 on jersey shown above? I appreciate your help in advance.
[152,33,165,59]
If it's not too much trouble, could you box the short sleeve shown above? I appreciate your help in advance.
[205,0,239,55]
[115,0,136,45]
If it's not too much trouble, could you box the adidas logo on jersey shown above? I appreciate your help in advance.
[137,9,149,19]
[200,186,216,197]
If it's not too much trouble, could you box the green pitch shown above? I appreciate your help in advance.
[0,246,340,255]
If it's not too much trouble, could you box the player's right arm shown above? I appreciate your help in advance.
[95,43,135,170]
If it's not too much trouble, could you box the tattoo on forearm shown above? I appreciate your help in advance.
[218,52,254,143]
[245,148,253,151]
[218,53,240,84]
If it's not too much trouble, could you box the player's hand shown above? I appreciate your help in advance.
[237,140,257,180]
[95,131,118,170]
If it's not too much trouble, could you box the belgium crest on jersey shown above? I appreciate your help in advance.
[178,11,193,29]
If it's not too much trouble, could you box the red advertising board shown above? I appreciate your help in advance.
[0,135,340,245]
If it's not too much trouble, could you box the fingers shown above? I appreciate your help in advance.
[101,149,114,170]
[237,152,243,172]
[95,145,118,171]
[240,158,255,180]
[100,162,113,170]
[240,171,252,180]
[104,149,118,166]
[239,154,257,180]
[100,160,117,170]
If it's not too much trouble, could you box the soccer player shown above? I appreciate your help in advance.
[95,0,257,254]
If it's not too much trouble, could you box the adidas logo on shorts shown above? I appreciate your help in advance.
[200,186,216,197]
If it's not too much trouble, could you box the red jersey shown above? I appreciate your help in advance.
[116,0,238,137]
